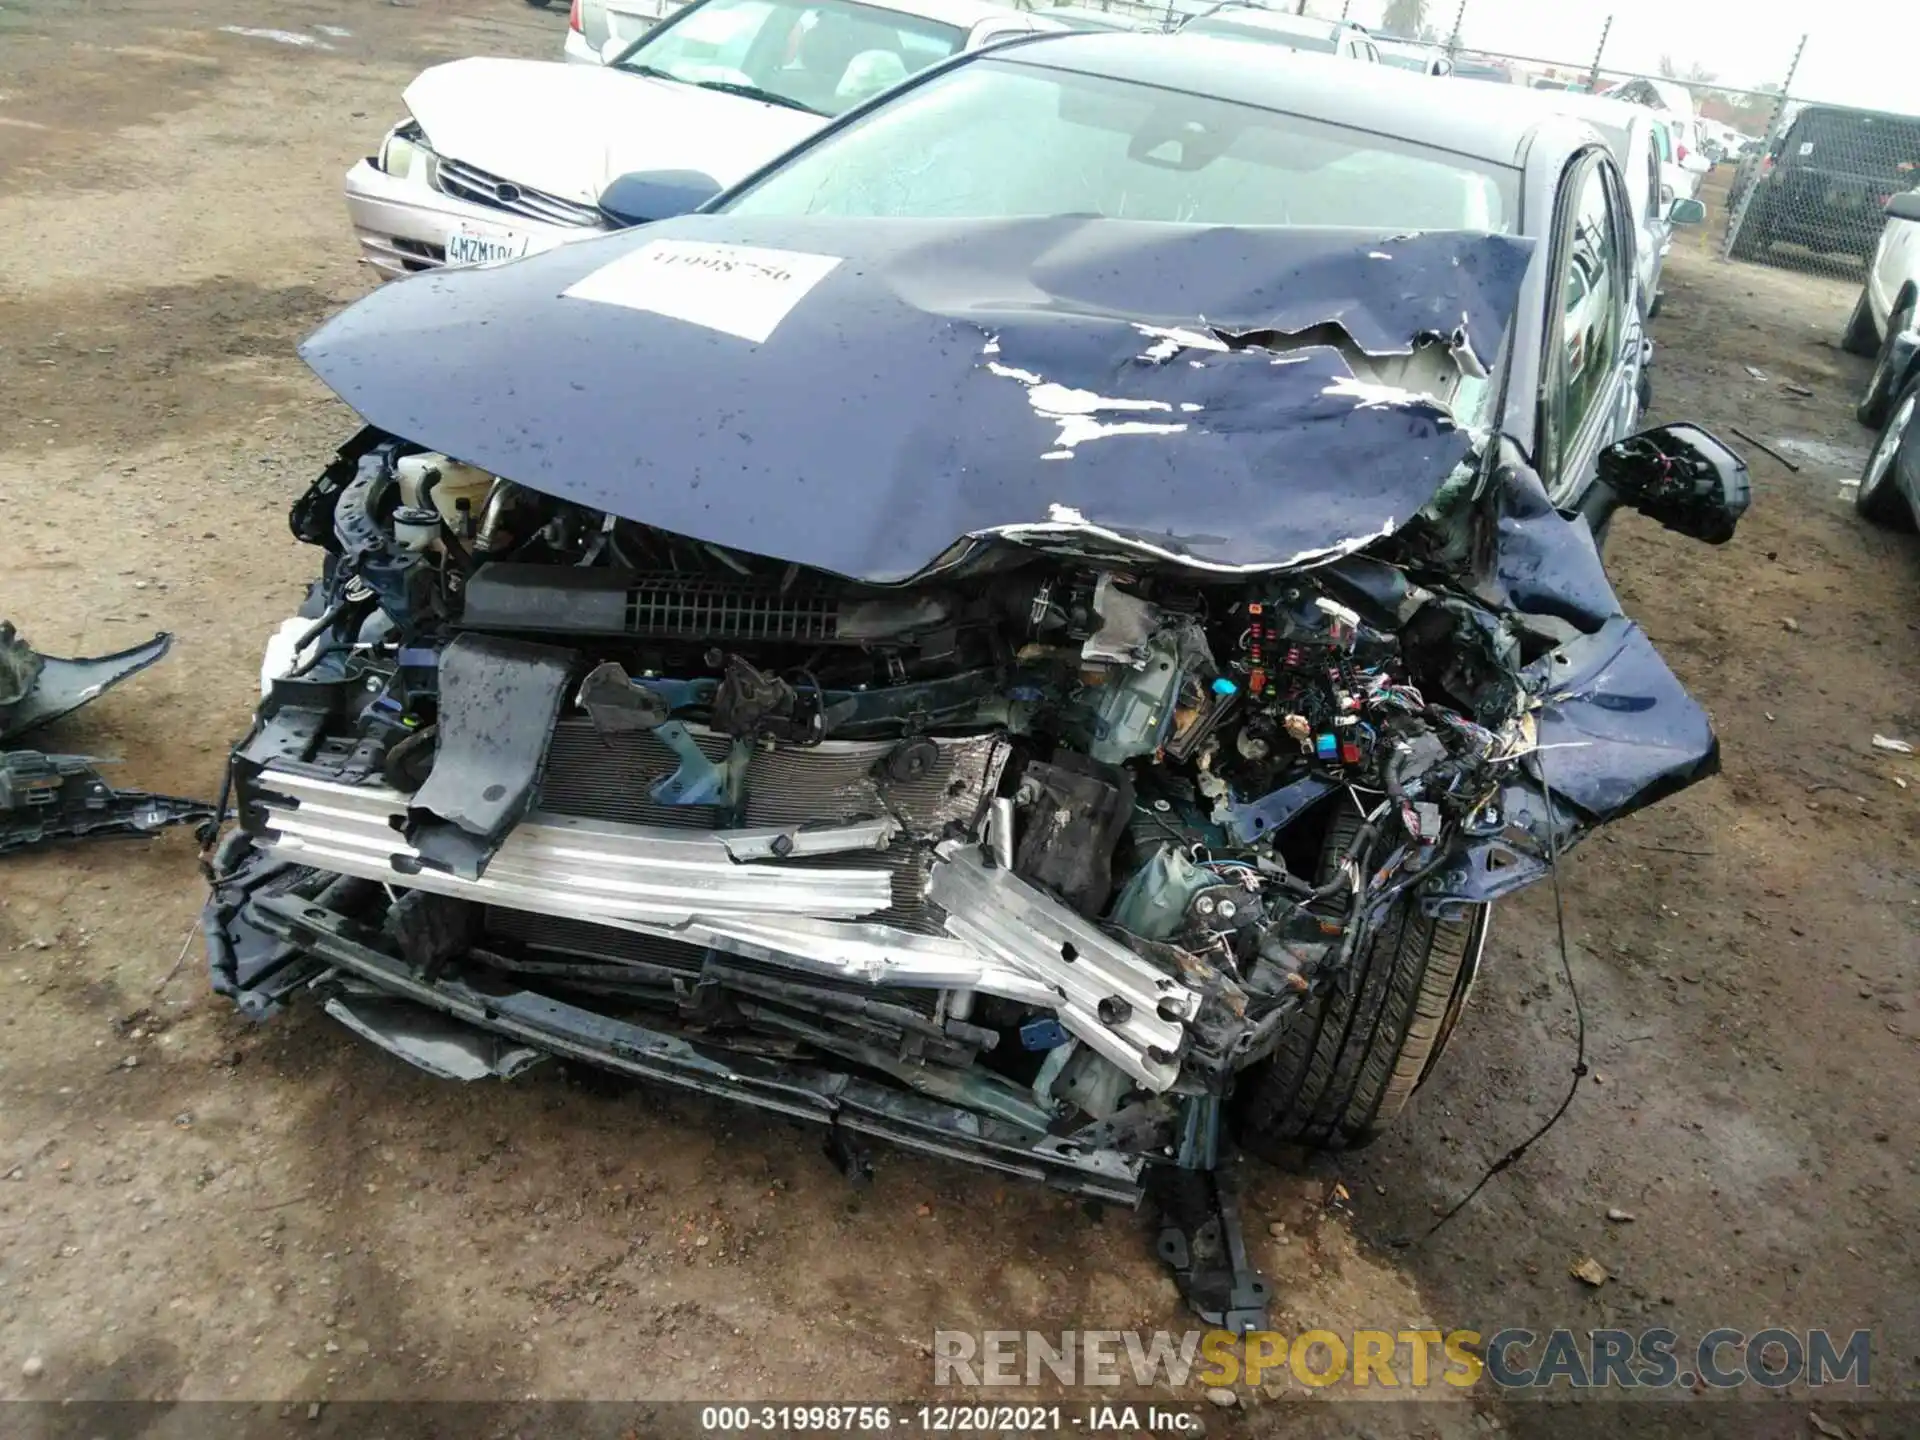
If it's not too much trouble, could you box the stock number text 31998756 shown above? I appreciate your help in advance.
[699,1404,1071,1433]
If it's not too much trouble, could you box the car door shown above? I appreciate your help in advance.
[1636,121,1670,296]
[1539,151,1643,505]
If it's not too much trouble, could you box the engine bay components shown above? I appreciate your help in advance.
[205,407,1726,1212]
[199,220,1741,1244]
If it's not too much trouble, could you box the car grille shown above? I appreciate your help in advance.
[435,157,604,230]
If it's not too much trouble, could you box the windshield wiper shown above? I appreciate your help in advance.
[690,79,824,116]
[616,62,681,82]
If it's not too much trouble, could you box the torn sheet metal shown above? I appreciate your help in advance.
[0,624,172,742]
[1521,616,1720,825]
[299,217,1533,582]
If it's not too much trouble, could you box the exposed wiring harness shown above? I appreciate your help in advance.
[1401,750,1588,1244]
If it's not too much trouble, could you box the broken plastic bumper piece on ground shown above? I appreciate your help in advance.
[1,624,216,855]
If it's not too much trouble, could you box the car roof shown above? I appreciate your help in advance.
[861,0,1039,28]
[998,33,1594,168]
[1040,4,1149,29]
[1454,86,1648,149]
[1602,76,1695,119]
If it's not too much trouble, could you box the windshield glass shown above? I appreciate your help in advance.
[723,58,1516,229]
[1178,13,1339,51]
[615,0,966,118]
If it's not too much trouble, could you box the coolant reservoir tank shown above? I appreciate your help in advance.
[394,454,494,528]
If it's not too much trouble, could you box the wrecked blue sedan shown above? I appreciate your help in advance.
[206,38,1747,1256]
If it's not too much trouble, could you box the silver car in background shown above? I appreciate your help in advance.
[1478,88,1705,319]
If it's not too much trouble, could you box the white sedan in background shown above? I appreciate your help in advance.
[346,0,1054,280]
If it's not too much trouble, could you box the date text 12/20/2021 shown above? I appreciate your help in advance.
[699,1405,1202,1434]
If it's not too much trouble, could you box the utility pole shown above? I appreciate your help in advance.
[1444,0,1466,57]
[1726,32,1808,260]
[1585,16,1612,93]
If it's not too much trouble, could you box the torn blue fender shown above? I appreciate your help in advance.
[1523,616,1720,825]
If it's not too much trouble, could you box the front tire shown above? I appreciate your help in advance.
[1857,373,1919,531]
[1234,812,1487,1153]
[1859,300,1913,428]
[1842,289,1880,357]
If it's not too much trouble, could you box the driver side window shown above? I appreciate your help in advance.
[1547,161,1625,483]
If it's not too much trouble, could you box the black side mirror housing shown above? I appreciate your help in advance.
[1587,423,1751,544]
[598,170,724,227]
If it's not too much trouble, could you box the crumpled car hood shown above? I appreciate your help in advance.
[403,58,823,207]
[300,216,1535,583]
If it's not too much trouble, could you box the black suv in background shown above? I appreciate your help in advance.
[1732,105,1920,262]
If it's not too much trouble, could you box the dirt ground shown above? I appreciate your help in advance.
[2,3,1916,1436]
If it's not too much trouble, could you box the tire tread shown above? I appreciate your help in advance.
[1236,815,1484,1153]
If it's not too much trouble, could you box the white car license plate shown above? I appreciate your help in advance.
[446,227,529,267]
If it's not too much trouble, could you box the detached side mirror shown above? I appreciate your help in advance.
[1888,191,1920,223]
[1431,57,1452,75]
[598,169,723,226]
[1588,423,1750,544]
[1667,196,1706,225]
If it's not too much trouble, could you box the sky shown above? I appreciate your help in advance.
[1300,0,1919,112]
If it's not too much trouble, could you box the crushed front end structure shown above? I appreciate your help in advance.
[206,218,1727,1208]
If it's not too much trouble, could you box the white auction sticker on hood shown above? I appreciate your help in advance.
[562,239,841,344]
